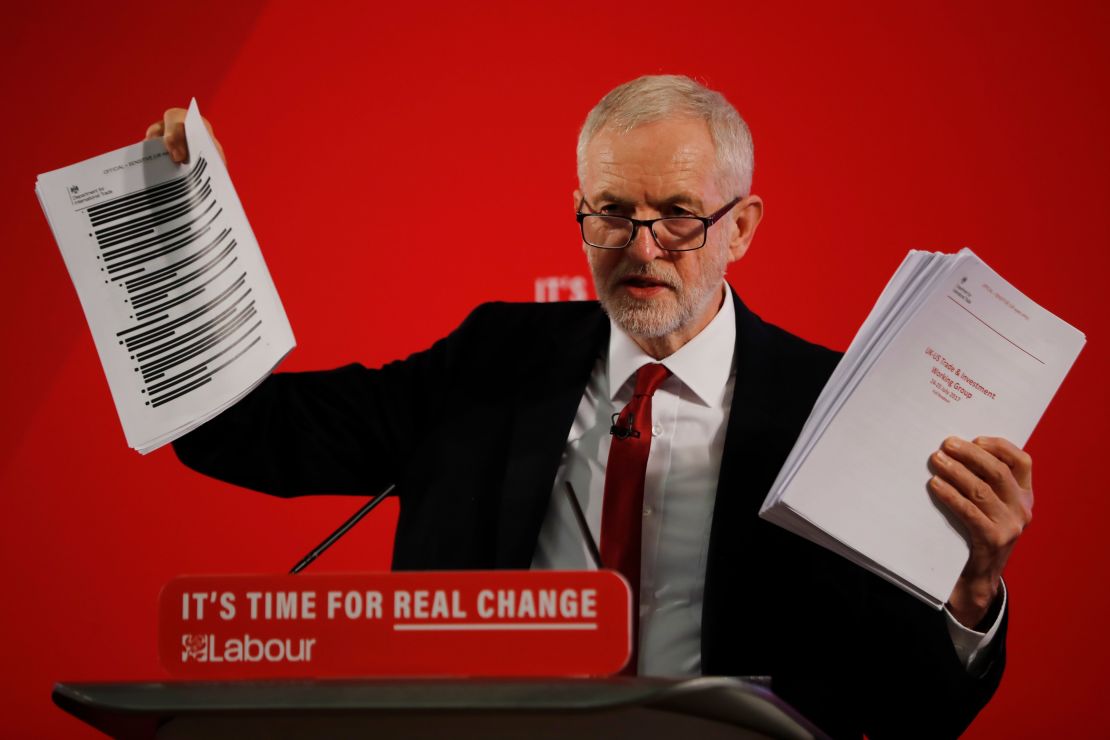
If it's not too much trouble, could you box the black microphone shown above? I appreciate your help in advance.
[289,483,397,574]
[609,412,640,440]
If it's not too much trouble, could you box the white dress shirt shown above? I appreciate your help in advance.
[531,286,1001,675]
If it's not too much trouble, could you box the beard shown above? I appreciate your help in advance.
[587,243,728,339]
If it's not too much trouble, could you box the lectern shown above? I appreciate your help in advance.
[54,676,829,739]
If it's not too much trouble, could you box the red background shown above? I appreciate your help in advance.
[4,1,1108,736]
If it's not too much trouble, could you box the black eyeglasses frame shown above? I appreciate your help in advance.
[575,196,743,252]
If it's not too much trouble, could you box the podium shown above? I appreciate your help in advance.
[54,677,829,739]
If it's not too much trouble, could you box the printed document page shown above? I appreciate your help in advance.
[36,100,295,453]
[762,249,1085,607]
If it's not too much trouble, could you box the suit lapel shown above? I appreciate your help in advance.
[494,305,610,568]
[701,290,780,669]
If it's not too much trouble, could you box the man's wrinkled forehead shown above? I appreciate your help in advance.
[580,117,720,205]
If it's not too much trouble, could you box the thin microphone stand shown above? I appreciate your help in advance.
[289,483,397,574]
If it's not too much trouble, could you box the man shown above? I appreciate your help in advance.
[161,75,1031,737]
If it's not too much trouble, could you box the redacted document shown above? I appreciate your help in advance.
[760,249,1085,607]
[36,100,295,453]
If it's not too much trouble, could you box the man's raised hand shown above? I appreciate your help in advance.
[144,107,225,165]
[929,435,1034,629]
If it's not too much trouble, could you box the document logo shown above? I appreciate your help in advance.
[66,184,110,207]
[952,276,973,304]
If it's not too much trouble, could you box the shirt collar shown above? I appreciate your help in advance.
[606,283,737,407]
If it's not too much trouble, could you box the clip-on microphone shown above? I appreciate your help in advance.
[610,412,640,440]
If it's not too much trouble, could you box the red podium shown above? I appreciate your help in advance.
[54,572,829,738]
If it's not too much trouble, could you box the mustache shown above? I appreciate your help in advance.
[608,263,679,290]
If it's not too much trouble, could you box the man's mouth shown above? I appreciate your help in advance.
[617,274,673,298]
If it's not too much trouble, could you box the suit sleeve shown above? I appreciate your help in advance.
[859,576,1007,738]
[171,304,488,497]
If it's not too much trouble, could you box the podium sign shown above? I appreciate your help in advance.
[159,570,630,678]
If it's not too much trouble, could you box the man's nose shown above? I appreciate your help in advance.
[626,223,664,263]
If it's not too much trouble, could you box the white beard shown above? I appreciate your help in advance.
[587,244,728,339]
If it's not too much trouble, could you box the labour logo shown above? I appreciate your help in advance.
[181,634,208,661]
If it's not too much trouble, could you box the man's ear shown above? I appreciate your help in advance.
[726,194,763,264]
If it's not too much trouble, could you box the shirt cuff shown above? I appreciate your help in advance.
[943,579,1006,675]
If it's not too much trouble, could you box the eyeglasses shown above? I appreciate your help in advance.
[576,196,742,252]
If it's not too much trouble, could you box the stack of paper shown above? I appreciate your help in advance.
[760,249,1085,607]
[36,100,295,453]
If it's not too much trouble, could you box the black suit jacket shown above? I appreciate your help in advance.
[174,292,1004,738]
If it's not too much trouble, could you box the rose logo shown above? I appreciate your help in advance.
[181,634,208,661]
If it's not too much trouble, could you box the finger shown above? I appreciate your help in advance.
[161,108,189,162]
[144,121,165,140]
[929,447,1010,521]
[931,472,1026,555]
[928,474,995,538]
[940,437,1022,507]
[973,436,1033,490]
[937,438,1033,525]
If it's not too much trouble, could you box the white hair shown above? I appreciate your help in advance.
[576,74,754,198]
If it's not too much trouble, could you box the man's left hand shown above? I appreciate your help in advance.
[929,436,1033,629]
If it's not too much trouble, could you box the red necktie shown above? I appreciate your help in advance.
[601,362,671,674]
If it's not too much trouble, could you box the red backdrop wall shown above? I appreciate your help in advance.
[4,1,1108,736]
